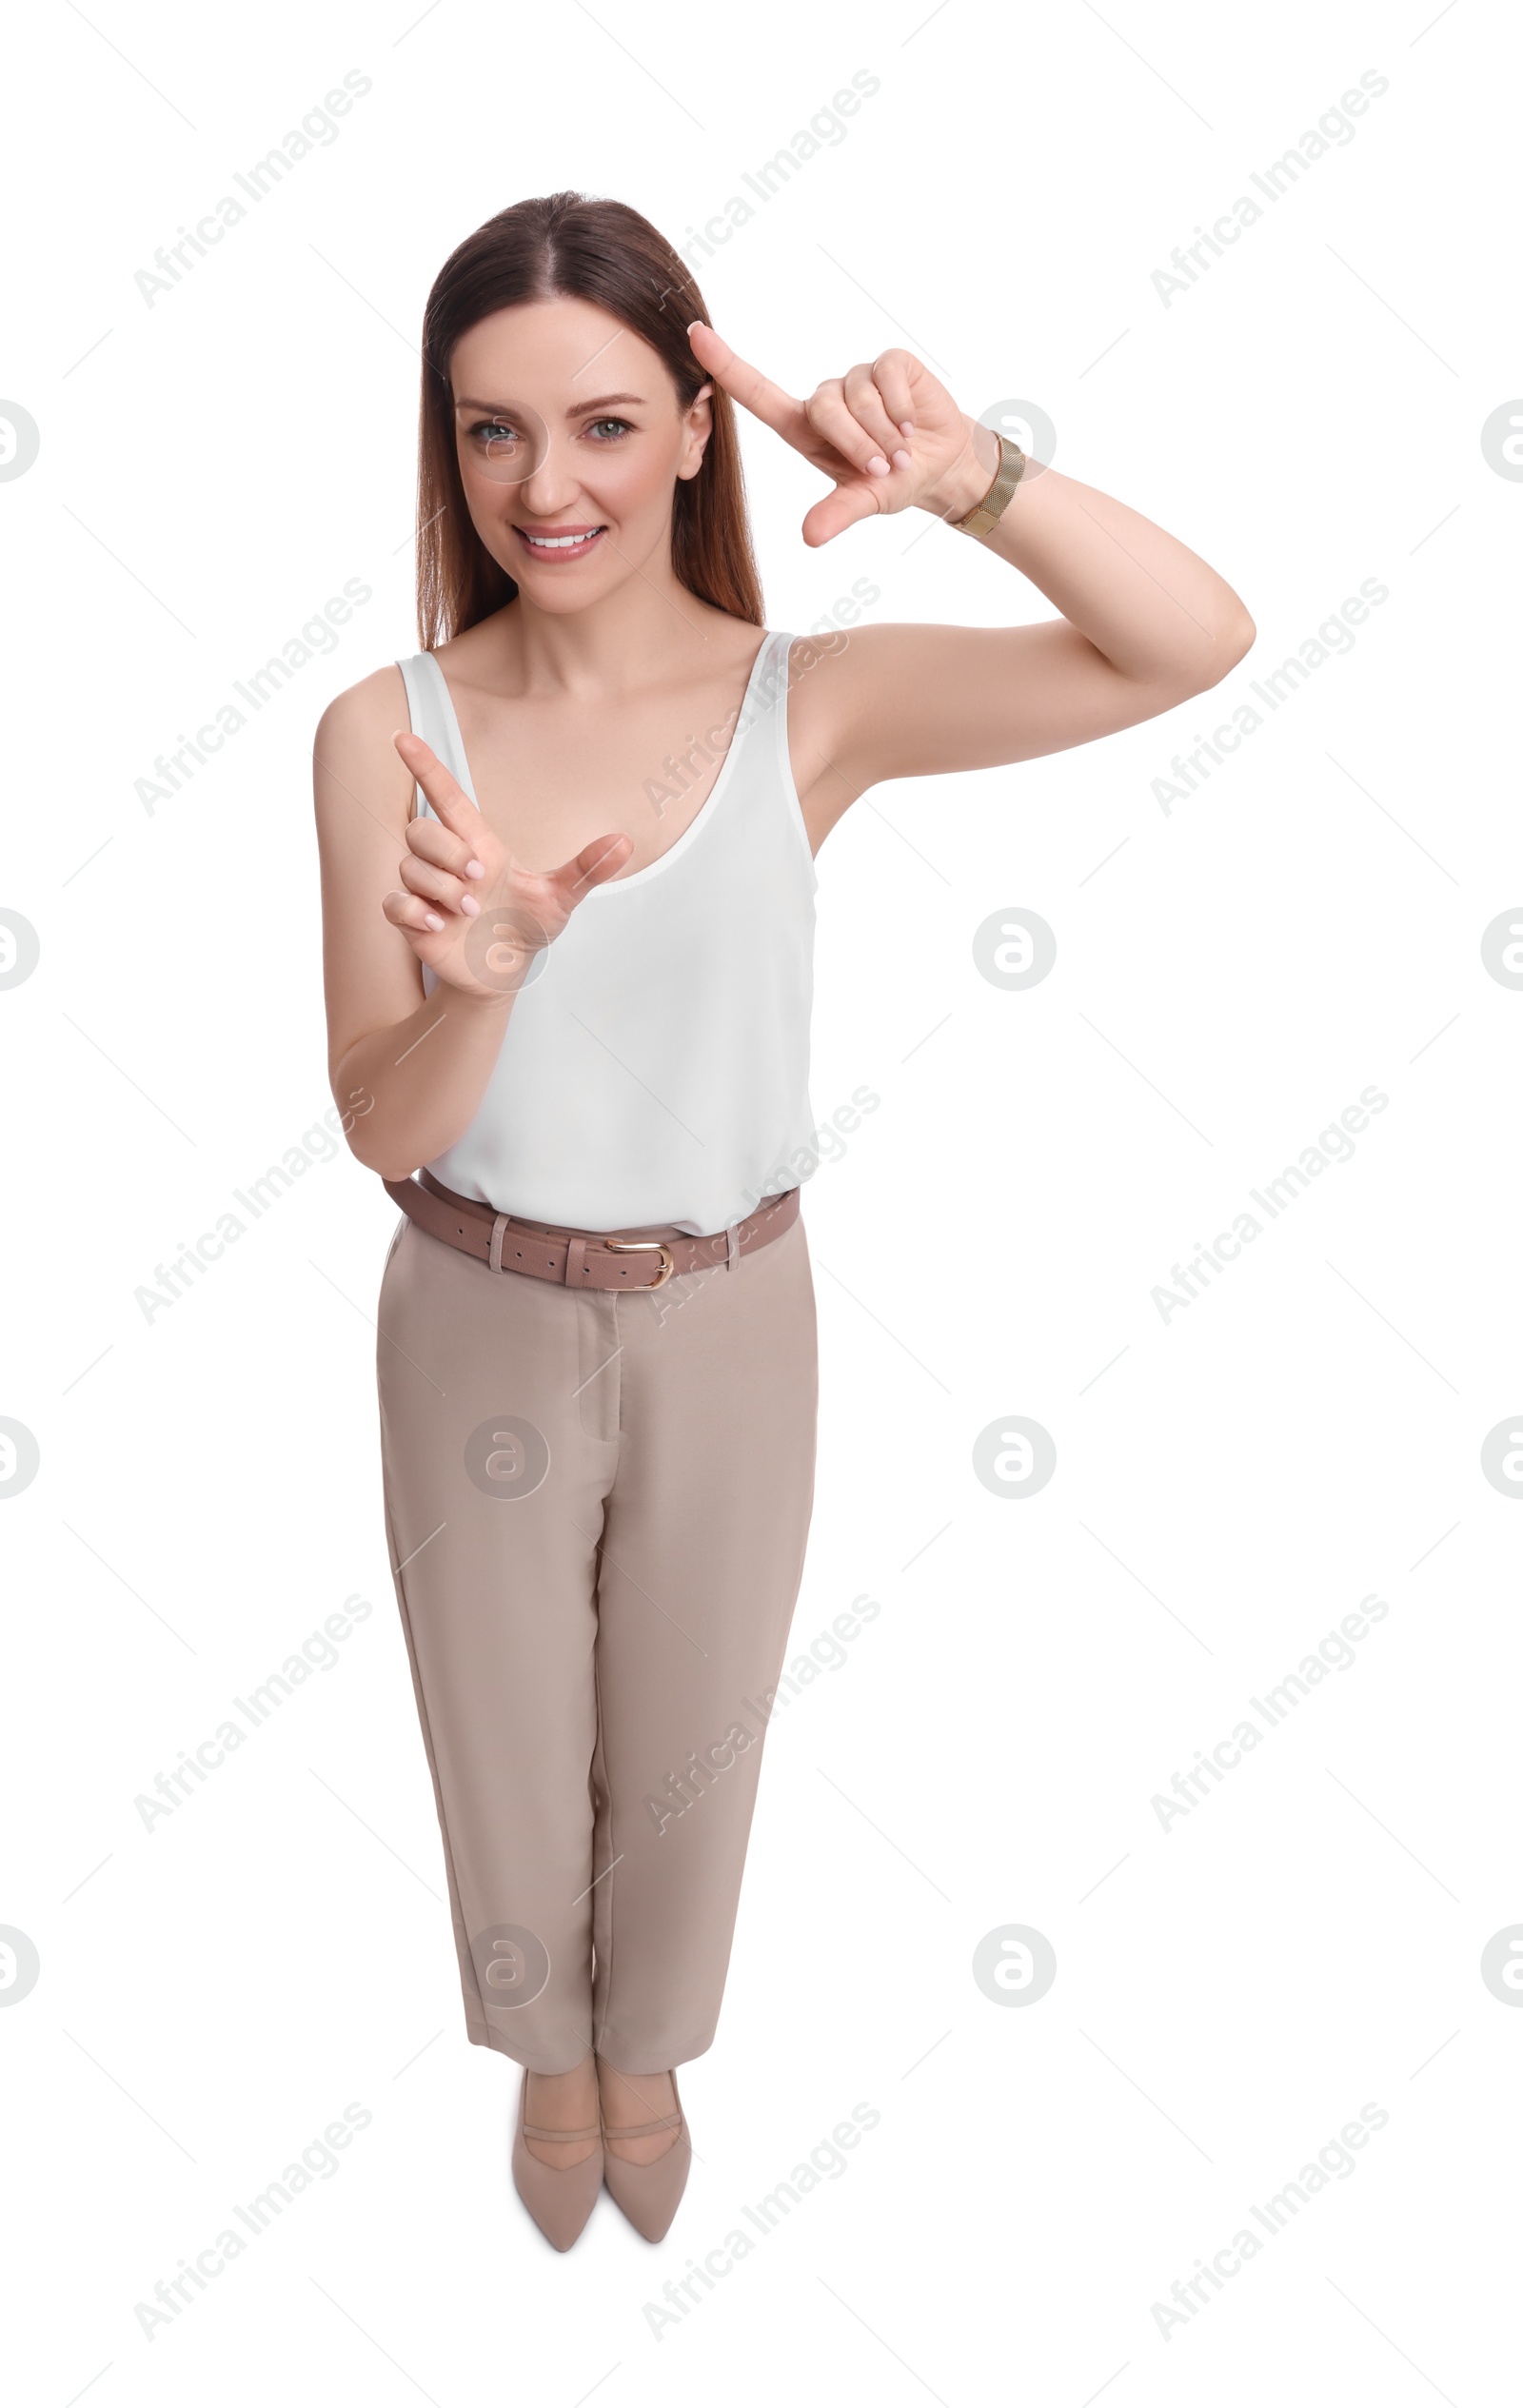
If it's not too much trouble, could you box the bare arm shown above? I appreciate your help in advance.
[810,450,1254,785]
[686,327,1256,832]
[313,667,629,1181]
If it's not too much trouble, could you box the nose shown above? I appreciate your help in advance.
[516,429,582,519]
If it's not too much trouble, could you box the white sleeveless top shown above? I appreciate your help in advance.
[395,630,819,1236]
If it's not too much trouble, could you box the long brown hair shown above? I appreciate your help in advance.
[416,192,763,646]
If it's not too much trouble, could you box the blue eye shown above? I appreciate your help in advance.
[587,417,633,440]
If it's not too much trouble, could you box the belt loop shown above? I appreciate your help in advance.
[488,1214,508,1274]
[725,1222,741,1272]
[566,1236,586,1287]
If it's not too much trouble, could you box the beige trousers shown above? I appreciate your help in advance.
[375,1204,818,2075]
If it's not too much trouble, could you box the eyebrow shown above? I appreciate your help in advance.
[454,391,647,418]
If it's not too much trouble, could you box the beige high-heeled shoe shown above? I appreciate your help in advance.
[600,2069,691,2242]
[510,2068,603,2251]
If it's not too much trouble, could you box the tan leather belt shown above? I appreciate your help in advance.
[383,1169,801,1290]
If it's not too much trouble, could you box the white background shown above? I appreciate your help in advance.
[2,0,1519,2399]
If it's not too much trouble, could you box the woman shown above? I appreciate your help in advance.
[314,190,1254,2252]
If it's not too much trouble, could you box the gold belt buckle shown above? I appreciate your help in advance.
[603,1236,675,1288]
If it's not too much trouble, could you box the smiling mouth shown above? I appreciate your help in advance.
[515,524,607,560]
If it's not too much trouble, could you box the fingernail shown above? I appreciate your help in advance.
[460,895,481,917]
[465,858,485,877]
[867,454,890,475]
[424,912,444,930]
[892,448,912,470]
[900,421,915,437]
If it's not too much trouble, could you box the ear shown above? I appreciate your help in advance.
[676,381,715,482]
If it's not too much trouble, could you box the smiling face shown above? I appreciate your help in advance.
[449,295,713,613]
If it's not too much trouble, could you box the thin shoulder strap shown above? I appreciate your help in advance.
[395,653,474,820]
[761,631,817,883]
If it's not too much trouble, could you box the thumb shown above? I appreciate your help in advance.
[554,831,635,906]
[801,479,884,548]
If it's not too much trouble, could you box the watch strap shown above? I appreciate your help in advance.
[954,432,1027,537]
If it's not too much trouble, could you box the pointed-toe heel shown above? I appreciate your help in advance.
[601,2070,691,2242]
[510,2069,604,2251]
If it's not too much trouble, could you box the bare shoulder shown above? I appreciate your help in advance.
[782,619,938,741]
[315,657,411,756]
[313,659,413,833]
[782,624,860,722]
[782,623,922,834]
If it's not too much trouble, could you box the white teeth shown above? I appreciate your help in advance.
[523,529,601,548]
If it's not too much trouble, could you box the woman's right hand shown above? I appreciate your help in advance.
[383,730,633,998]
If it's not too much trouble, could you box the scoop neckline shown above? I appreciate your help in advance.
[423,629,779,898]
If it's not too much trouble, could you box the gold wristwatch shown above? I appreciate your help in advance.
[953,431,1028,537]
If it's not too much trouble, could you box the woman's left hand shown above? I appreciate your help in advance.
[687,323,997,547]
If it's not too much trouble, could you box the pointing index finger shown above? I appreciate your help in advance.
[393,728,487,845]
[687,321,809,447]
